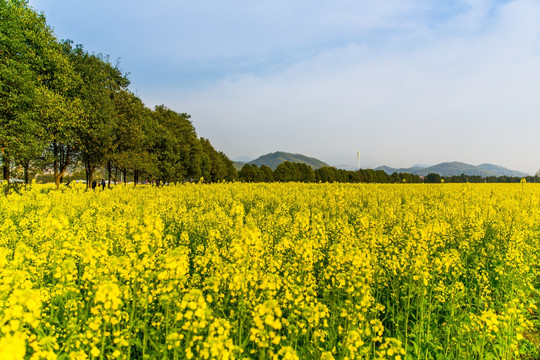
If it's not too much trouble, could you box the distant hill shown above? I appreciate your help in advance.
[249,151,329,170]
[233,156,254,162]
[376,162,528,177]
[376,165,426,174]
[475,163,528,177]
[232,161,245,171]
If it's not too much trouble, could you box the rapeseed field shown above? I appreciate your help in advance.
[0,182,539,359]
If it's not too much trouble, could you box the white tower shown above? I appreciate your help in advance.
[357,151,360,171]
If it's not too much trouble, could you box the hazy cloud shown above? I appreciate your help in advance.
[30,0,540,173]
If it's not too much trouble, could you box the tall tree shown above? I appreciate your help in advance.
[66,44,129,187]
[425,172,442,183]
[39,40,83,189]
[274,162,300,182]
[0,0,46,187]
[201,137,237,182]
[259,165,273,182]
[110,90,157,185]
[152,106,202,184]
[315,167,337,182]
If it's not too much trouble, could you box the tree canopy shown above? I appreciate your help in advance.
[0,0,235,189]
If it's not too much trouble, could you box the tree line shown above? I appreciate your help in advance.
[434,173,538,183]
[0,0,237,191]
[239,163,538,184]
[239,162,424,183]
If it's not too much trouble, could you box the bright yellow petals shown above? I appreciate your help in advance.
[0,183,538,358]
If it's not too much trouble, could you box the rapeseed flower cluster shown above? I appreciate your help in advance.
[0,182,539,359]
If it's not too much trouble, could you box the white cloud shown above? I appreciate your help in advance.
[30,0,540,173]
[145,0,540,174]
[442,0,494,32]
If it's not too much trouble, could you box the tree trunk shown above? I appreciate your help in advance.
[107,160,113,188]
[53,143,71,190]
[23,161,30,185]
[85,156,90,189]
[89,169,95,189]
[114,167,118,185]
[85,156,96,191]
[2,154,10,194]
[54,173,62,189]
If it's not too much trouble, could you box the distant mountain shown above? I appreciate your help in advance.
[249,151,329,170]
[476,163,528,177]
[376,162,528,177]
[233,156,254,162]
[375,165,427,174]
[376,166,403,174]
[232,161,245,171]
[417,162,493,177]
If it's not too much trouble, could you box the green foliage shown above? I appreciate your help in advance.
[238,164,275,183]
[150,106,204,183]
[0,3,236,188]
[274,162,315,182]
[250,151,328,170]
[425,172,442,183]
[65,43,130,184]
[238,163,258,182]
[200,138,237,183]
[0,0,46,182]
[109,90,157,179]
[259,165,274,182]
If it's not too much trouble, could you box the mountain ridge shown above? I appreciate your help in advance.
[376,161,529,177]
[245,151,329,170]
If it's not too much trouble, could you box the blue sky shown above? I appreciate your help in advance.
[29,0,540,174]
